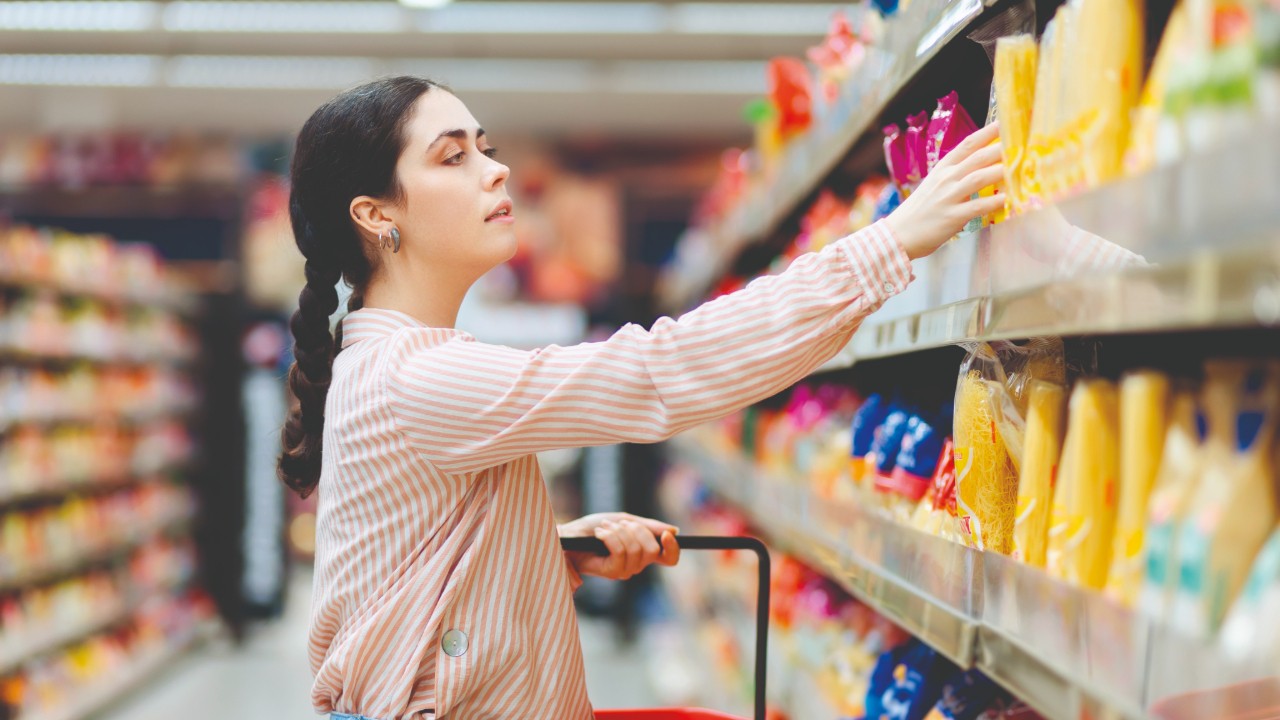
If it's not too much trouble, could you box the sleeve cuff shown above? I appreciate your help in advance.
[1060,225,1147,275]
[835,219,915,312]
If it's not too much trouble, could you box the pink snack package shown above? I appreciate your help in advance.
[905,112,930,189]
[926,90,979,171]
[883,124,911,191]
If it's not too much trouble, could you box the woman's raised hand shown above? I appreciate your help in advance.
[886,122,1005,260]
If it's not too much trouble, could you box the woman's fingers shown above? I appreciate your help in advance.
[659,530,681,567]
[961,164,1006,196]
[943,122,1000,167]
[959,191,1008,218]
[954,143,1003,178]
[594,521,627,577]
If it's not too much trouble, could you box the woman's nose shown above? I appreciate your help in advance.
[485,161,511,191]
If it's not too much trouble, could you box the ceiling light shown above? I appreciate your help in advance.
[399,0,453,8]
[0,54,158,86]
[0,1,156,32]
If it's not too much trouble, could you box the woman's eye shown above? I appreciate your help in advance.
[482,148,499,159]
[445,152,465,165]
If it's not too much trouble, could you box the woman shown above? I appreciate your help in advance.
[279,76,1005,720]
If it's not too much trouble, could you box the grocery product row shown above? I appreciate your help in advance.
[0,482,197,591]
[662,0,1280,326]
[654,466,1044,720]
[0,591,216,720]
[0,538,197,675]
[0,292,198,366]
[0,365,198,430]
[0,226,194,308]
[0,422,193,506]
[668,339,1280,719]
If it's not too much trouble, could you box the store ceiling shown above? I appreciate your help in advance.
[0,0,850,140]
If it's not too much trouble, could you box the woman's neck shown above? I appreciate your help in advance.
[362,271,469,330]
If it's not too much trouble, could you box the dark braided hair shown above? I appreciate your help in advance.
[279,76,443,498]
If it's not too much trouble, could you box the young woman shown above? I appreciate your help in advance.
[279,76,1005,720]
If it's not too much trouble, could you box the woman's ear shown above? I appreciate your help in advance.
[350,196,396,249]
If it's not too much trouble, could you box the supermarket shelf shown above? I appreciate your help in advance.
[0,276,195,315]
[671,434,978,668]
[0,462,191,509]
[0,184,242,221]
[667,434,1154,720]
[814,234,1280,374]
[706,0,990,260]
[27,620,215,720]
[0,348,195,369]
[0,513,192,593]
[0,603,130,676]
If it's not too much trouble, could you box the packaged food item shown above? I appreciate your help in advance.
[1219,525,1280,664]
[851,394,891,494]
[953,344,1022,553]
[885,124,912,191]
[864,639,958,720]
[868,405,915,500]
[993,34,1039,214]
[1125,1,1190,174]
[913,438,963,540]
[926,91,980,172]
[1074,0,1144,189]
[767,57,814,141]
[1139,390,1209,621]
[924,670,1018,720]
[882,414,947,522]
[1106,371,1171,605]
[905,112,931,191]
[1012,381,1065,567]
[1055,379,1121,589]
[1172,361,1280,637]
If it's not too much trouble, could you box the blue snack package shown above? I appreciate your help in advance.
[924,670,1011,720]
[884,415,945,503]
[870,405,913,476]
[851,394,890,461]
[867,639,958,720]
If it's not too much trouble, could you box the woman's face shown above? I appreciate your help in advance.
[386,90,516,279]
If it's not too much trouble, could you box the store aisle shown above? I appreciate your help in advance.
[100,570,657,720]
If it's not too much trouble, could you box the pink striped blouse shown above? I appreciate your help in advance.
[308,220,911,719]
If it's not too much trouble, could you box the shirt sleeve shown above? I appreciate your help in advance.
[386,219,913,475]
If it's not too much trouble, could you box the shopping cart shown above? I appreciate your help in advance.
[560,535,770,720]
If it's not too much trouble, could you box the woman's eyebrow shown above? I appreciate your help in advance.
[428,127,485,151]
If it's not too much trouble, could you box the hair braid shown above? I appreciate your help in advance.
[277,75,441,499]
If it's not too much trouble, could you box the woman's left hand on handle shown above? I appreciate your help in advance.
[559,513,681,581]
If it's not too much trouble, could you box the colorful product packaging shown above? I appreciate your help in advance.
[1012,381,1065,568]
[851,394,892,494]
[953,344,1021,554]
[1171,361,1279,636]
[1139,391,1209,621]
[1106,371,1171,605]
[1055,379,1121,590]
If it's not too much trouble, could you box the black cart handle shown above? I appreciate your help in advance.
[560,534,770,720]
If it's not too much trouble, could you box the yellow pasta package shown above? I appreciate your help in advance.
[1106,371,1171,606]
[1125,1,1190,174]
[994,35,1039,215]
[1172,361,1280,637]
[953,344,1021,554]
[1138,390,1207,621]
[1058,379,1121,589]
[1072,0,1144,189]
[1013,381,1065,567]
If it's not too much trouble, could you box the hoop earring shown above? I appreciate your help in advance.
[377,230,389,250]
[390,227,401,254]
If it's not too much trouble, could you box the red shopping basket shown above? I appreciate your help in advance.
[560,535,770,720]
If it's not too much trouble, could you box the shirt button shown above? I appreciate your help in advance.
[442,629,469,657]
[883,281,896,293]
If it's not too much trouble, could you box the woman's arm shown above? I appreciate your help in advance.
[386,221,909,475]
[386,125,1007,475]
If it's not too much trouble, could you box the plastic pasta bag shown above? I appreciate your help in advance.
[1058,379,1121,590]
[953,343,1022,553]
[994,35,1039,215]
[1106,371,1171,606]
[1012,380,1065,567]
